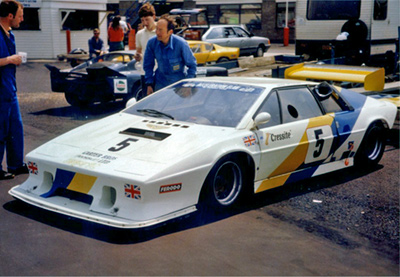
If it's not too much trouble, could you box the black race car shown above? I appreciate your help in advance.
[46,50,228,107]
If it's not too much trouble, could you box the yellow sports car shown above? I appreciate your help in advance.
[188,40,239,65]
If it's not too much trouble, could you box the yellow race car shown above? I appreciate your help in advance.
[188,40,239,65]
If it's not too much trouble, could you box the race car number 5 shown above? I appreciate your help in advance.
[304,126,333,164]
[108,138,138,152]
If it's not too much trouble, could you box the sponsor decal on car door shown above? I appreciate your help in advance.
[254,115,336,193]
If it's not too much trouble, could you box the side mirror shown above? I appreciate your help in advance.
[253,112,271,128]
[125,97,137,108]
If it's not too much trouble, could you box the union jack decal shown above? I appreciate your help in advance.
[243,135,257,147]
[124,184,141,200]
[28,161,38,175]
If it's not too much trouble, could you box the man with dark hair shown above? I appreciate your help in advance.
[143,15,197,95]
[0,0,28,180]
[134,2,157,62]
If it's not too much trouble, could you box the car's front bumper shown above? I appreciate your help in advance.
[9,185,197,229]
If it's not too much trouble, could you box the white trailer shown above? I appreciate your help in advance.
[295,0,399,70]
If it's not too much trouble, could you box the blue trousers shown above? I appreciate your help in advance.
[0,98,24,171]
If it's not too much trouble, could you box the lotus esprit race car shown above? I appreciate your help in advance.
[9,77,397,228]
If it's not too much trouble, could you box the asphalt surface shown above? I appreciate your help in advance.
[0,46,399,275]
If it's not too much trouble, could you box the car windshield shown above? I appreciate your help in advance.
[124,81,264,127]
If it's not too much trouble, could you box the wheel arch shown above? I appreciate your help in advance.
[197,150,256,204]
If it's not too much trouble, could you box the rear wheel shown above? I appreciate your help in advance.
[65,93,91,107]
[355,122,386,168]
[217,57,229,63]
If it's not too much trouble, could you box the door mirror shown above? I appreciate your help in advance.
[253,112,271,127]
[125,97,137,108]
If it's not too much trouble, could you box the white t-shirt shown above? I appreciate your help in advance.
[136,27,156,56]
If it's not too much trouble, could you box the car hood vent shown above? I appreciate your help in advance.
[120,128,171,141]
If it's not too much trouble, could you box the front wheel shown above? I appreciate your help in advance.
[200,157,244,209]
[254,46,264,57]
[355,122,386,168]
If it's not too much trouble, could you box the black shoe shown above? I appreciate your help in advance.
[8,164,29,176]
[0,170,15,180]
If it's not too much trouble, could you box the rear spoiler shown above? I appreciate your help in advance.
[284,63,385,91]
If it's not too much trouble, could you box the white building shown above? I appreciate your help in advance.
[16,0,109,59]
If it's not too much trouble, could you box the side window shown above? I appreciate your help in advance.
[233,27,249,38]
[206,28,223,39]
[190,44,201,53]
[255,91,280,128]
[204,43,213,52]
[224,28,236,38]
[278,88,322,124]
[320,95,343,113]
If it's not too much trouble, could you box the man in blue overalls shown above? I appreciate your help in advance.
[0,0,27,180]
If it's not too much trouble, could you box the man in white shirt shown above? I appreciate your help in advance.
[135,2,156,62]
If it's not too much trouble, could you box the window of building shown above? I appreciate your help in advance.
[220,5,239,24]
[17,8,40,30]
[373,0,388,20]
[197,4,261,29]
[276,2,296,28]
[241,4,262,30]
[307,0,361,20]
[61,10,98,31]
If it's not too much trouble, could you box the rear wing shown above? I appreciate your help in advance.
[285,63,385,91]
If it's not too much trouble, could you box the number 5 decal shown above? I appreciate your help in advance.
[108,138,138,152]
[305,126,333,164]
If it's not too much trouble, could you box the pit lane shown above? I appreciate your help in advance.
[0,53,398,275]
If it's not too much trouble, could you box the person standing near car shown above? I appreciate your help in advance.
[108,16,124,52]
[134,2,157,62]
[143,15,197,95]
[88,28,105,58]
[0,0,28,180]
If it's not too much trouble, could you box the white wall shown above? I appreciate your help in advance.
[14,0,108,59]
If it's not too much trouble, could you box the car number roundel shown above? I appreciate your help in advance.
[304,125,333,164]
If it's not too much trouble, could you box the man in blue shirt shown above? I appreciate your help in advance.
[0,0,28,180]
[88,28,105,59]
[143,15,197,95]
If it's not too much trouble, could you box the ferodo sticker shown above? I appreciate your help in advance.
[159,183,182,194]
[114,79,128,94]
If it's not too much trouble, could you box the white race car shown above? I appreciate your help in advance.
[9,77,397,228]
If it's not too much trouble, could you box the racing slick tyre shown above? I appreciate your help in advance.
[355,122,386,168]
[65,93,91,107]
[199,156,246,213]
[254,46,264,57]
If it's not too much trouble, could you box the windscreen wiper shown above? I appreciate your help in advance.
[137,109,175,120]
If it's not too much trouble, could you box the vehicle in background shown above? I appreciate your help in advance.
[45,51,228,107]
[296,0,399,73]
[182,25,270,57]
[170,9,270,58]
[188,40,239,65]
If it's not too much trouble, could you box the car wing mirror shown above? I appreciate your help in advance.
[125,97,137,108]
[252,112,271,129]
